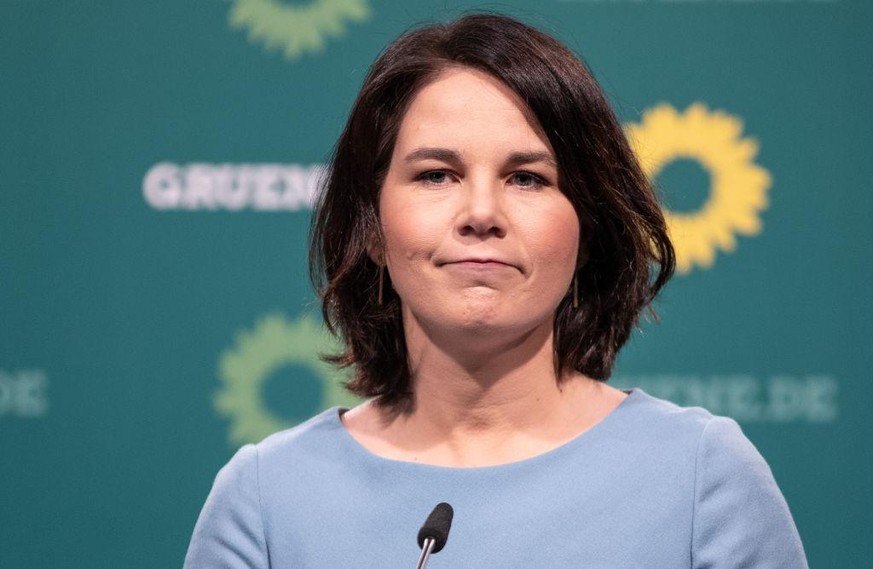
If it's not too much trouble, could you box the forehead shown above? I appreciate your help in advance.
[393,66,553,155]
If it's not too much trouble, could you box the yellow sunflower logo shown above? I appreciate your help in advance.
[229,0,371,59]
[625,103,771,274]
[214,312,359,446]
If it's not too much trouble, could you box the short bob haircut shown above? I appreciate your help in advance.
[311,13,674,410]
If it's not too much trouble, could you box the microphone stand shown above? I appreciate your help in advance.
[415,537,437,569]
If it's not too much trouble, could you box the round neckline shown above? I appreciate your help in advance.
[327,388,642,473]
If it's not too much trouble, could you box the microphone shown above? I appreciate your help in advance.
[414,502,454,569]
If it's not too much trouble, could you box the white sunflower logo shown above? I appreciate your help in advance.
[626,103,772,274]
[229,0,371,59]
[214,313,359,446]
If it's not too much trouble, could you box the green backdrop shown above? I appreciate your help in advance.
[2,0,871,566]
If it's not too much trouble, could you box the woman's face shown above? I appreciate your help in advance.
[378,67,580,342]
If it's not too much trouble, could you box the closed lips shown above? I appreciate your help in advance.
[442,258,520,271]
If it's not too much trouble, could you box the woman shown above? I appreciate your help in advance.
[185,14,807,568]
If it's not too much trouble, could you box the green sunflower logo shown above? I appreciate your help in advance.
[229,0,371,59]
[626,103,772,274]
[214,312,359,446]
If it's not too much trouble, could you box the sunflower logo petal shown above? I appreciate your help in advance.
[214,313,359,446]
[626,103,772,274]
[229,0,371,60]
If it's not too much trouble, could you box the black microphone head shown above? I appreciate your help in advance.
[417,502,454,553]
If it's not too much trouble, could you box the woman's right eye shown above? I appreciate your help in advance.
[416,170,451,185]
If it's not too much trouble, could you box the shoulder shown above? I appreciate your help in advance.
[204,407,348,483]
[616,388,777,458]
[185,443,267,567]
[592,388,730,488]
[205,406,344,486]
[184,408,348,568]
[622,390,808,567]
[623,390,775,487]
[622,390,809,567]
[616,388,717,448]
[621,390,784,507]
[247,406,354,482]
[692,418,808,566]
[256,406,346,456]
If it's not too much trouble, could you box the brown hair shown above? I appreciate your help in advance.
[310,13,674,410]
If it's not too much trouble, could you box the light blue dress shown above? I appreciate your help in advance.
[184,389,808,568]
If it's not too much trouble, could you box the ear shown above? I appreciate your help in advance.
[365,226,385,266]
[366,242,383,265]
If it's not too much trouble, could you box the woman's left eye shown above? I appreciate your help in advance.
[509,172,546,189]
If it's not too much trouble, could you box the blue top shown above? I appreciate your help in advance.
[184,389,808,568]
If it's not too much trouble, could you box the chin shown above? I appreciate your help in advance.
[452,307,552,340]
[402,289,559,341]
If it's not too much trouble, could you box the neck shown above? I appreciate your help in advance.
[405,316,563,432]
[377,311,603,466]
[341,310,627,468]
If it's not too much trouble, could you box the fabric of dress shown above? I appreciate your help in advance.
[184,389,808,568]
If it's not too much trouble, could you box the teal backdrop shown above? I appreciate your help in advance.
[2,0,871,566]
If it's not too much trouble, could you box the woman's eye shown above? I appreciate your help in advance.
[417,170,451,185]
[510,171,546,189]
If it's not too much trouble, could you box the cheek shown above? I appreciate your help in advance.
[528,205,581,269]
[379,195,439,264]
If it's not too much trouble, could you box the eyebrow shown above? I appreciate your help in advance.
[404,147,462,165]
[403,147,557,169]
[506,151,558,169]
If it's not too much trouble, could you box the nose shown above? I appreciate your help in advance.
[457,177,507,238]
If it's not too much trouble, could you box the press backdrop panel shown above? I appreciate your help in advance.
[2,0,871,566]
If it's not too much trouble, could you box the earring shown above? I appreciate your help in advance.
[572,274,579,309]
[377,265,385,306]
